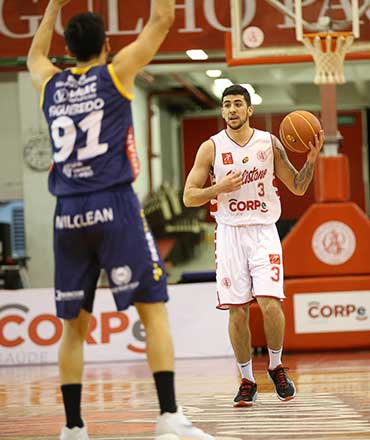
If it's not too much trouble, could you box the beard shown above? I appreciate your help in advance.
[226,115,248,130]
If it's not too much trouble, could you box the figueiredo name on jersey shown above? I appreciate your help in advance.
[49,97,105,117]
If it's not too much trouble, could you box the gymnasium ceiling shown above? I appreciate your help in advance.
[140,53,370,115]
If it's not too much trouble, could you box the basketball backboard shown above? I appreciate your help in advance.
[227,0,370,66]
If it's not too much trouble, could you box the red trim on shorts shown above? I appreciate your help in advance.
[216,298,256,310]
[253,294,285,302]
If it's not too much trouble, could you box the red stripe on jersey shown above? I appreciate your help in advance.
[272,176,280,197]
[214,224,218,269]
[125,126,140,180]
[209,198,218,216]
[209,165,218,216]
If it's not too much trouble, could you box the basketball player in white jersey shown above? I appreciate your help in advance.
[183,84,324,406]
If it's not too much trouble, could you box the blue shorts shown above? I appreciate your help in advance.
[53,185,168,319]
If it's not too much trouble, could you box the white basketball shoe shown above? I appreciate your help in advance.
[155,407,214,440]
[60,425,89,440]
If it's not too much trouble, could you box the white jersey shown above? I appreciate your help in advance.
[210,128,281,226]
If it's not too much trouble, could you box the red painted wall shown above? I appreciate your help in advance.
[181,116,223,184]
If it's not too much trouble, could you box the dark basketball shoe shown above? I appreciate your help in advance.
[268,364,296,401]
[233,378,258,407]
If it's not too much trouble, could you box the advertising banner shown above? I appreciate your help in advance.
[294,291,370,334]
[0,282,232,365]
[2,1,368,58]
[0,0,230,56]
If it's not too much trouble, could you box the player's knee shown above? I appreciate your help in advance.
[135,301,168,328]
[63,317,90,342]
[229,305,249,322]
[258,297,282,317]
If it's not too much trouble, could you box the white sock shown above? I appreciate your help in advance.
[268,347,282,370]
[237,360,255,383]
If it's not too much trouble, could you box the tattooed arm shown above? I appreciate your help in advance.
[273,130,324,195]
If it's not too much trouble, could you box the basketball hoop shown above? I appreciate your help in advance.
[302,32,354,85]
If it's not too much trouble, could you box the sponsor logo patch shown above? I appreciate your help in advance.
[222,152,234,165]
[229,199,268,213]
[153,263,163,281]
[269,254,281,264]
[257,150,268,161]
[55,290,84,301]
[261,202,268,213]
[111,266,132,286]
[221,277,231,288]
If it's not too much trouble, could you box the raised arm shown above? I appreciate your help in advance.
[112,0,175,95]
[26,0,68,92]
[273,130,324,195]
[183,140,243,207]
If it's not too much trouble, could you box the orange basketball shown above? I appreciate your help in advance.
[279,110,322,154]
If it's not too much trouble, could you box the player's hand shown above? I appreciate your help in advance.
[307,129,324,162]
[50,0,71,7]
[218,171,243,193]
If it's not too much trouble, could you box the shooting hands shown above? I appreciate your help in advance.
[50,0,71,8]
[307,129,324,163]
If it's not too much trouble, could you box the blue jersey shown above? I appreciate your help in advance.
[42,64,140,196]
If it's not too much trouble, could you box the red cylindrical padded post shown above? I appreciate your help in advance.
[314,154,350,202]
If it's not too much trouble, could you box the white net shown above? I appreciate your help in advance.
[302,33,354,84]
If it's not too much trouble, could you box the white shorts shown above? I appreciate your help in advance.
[215,223,285,310]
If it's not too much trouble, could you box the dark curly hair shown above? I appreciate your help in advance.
[64,12,106,62]
[222,85,251,106]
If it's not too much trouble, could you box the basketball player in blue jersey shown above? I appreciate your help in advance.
[184,85,324,408]
[27,1,214,439]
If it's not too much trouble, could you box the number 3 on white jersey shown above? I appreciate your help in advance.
[51,110,108,163]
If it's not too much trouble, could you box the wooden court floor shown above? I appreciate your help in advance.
[1,351,370,440]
